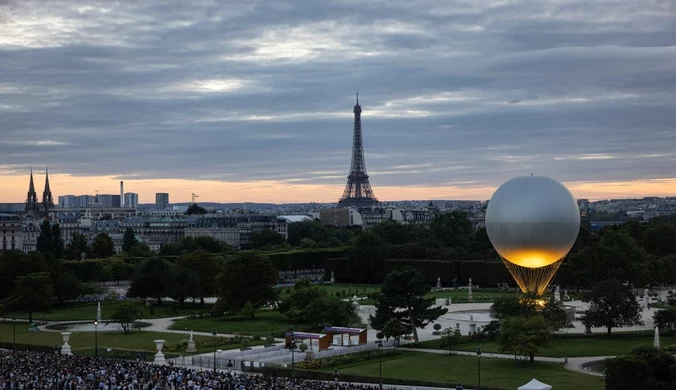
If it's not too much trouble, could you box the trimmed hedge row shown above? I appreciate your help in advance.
[258,366,507,390]
[266,248,347,270]
[324,257,511,285]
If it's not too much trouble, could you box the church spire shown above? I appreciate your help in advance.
[25,167,39,213]
[29,167,35,192]
[42,167,53,210]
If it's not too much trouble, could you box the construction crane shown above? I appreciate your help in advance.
[192,193,199,203]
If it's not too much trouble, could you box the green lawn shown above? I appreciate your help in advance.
[323,351,602,390]
[5,301,212,322]
[0,322,259,353]
[171,310,299,338]
[415,335,676,357]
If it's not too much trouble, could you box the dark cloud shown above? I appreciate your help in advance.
[1,0,675,192]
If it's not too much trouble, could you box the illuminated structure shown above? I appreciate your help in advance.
[485,176,580,295]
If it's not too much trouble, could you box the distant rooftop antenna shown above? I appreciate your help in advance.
[192,193,199,203]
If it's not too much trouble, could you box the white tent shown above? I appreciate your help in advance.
[518,378,552,390]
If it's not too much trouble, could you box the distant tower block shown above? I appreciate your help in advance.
[338,93,378,207]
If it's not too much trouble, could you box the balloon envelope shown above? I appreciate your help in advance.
[486,176,580,268]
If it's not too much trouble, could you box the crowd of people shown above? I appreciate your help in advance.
[0,350,395,390]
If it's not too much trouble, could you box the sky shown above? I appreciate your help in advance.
[1,0,675,204]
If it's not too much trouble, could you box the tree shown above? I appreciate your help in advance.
[381,317,409,342]
[497,315,557,364]
[122,228,139,253]
[186,203,207,215]
[654,307,676,333]
[279,282,329,321]
[3,272,53,323]
[583,279,644,335]
[36,220,53,255]
[215,251,278,314]
[51,224,64,259]
[643,224,676,256]
[92,233,114,258]
[248,229,286,249]
[65,232,90,260]
[347,232,385,283]
[370,267,447,343]
[430,211,473,248]
[294,295,360,330]
[568,230,648,287]
[605,355,653,390]
[239,301,257,320]
[127,257,170,305]
[105,259,134,284]
[605,346,676,390]
[167,265,201,307]
[177,250,220,307]
[491,294,570,330]
[110,301,143,334]
[52,272,82,304]
[0,251,49,300]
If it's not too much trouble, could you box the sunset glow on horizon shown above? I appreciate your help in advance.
[1,173,674,205]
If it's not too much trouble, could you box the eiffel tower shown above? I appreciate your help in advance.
[338,93,378,207]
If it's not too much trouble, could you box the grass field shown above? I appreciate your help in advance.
[415,334,676,357]
[171,310,300,338]
[5,301,213,322]
[322,351,602,390]
[0,322,261,353]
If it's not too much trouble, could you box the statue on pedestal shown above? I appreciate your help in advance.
[468,278,473,302]
[436,277,442,289]
[330,271,335,283]
[554,285,561,302]
[186,330,197,352]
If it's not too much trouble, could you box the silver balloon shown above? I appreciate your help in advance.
[486,176,580,269]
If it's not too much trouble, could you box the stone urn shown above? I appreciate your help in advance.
[153,340,166,364]
[60,332,73,355]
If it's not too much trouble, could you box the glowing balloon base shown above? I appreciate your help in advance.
[502,257,564,296]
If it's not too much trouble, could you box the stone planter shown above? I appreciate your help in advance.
[60,332,73,355]
[153,340,166,364]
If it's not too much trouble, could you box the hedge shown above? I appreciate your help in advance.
[258,366,507,390]
[265,248,347,270]
[324,258,510,285]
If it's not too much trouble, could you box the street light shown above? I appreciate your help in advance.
[476,347,482,390]
[333,369,339,389]
[290,333,297,387]
[376,340,383,389]
[94,320,98,357]
[212,329,217,373]
[12,316,16,352]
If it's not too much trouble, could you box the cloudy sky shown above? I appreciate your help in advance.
[1,0,675,203]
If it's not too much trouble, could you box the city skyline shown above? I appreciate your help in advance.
[1,1,674,203]
[3,171,676,204]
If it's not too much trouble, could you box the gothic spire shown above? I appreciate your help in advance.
[28,167,35,192]
[42,167,53,210]
[25,167,38,213]
[44,167,51,193]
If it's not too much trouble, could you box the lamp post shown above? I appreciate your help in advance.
[476,347,482,390]
[12,316,16,352]
[212,329,217,373]
[94,320,98,357]
[290,334,297,387]
[376,340,383,389]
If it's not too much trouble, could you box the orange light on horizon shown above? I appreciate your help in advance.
[0,173,674,204]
